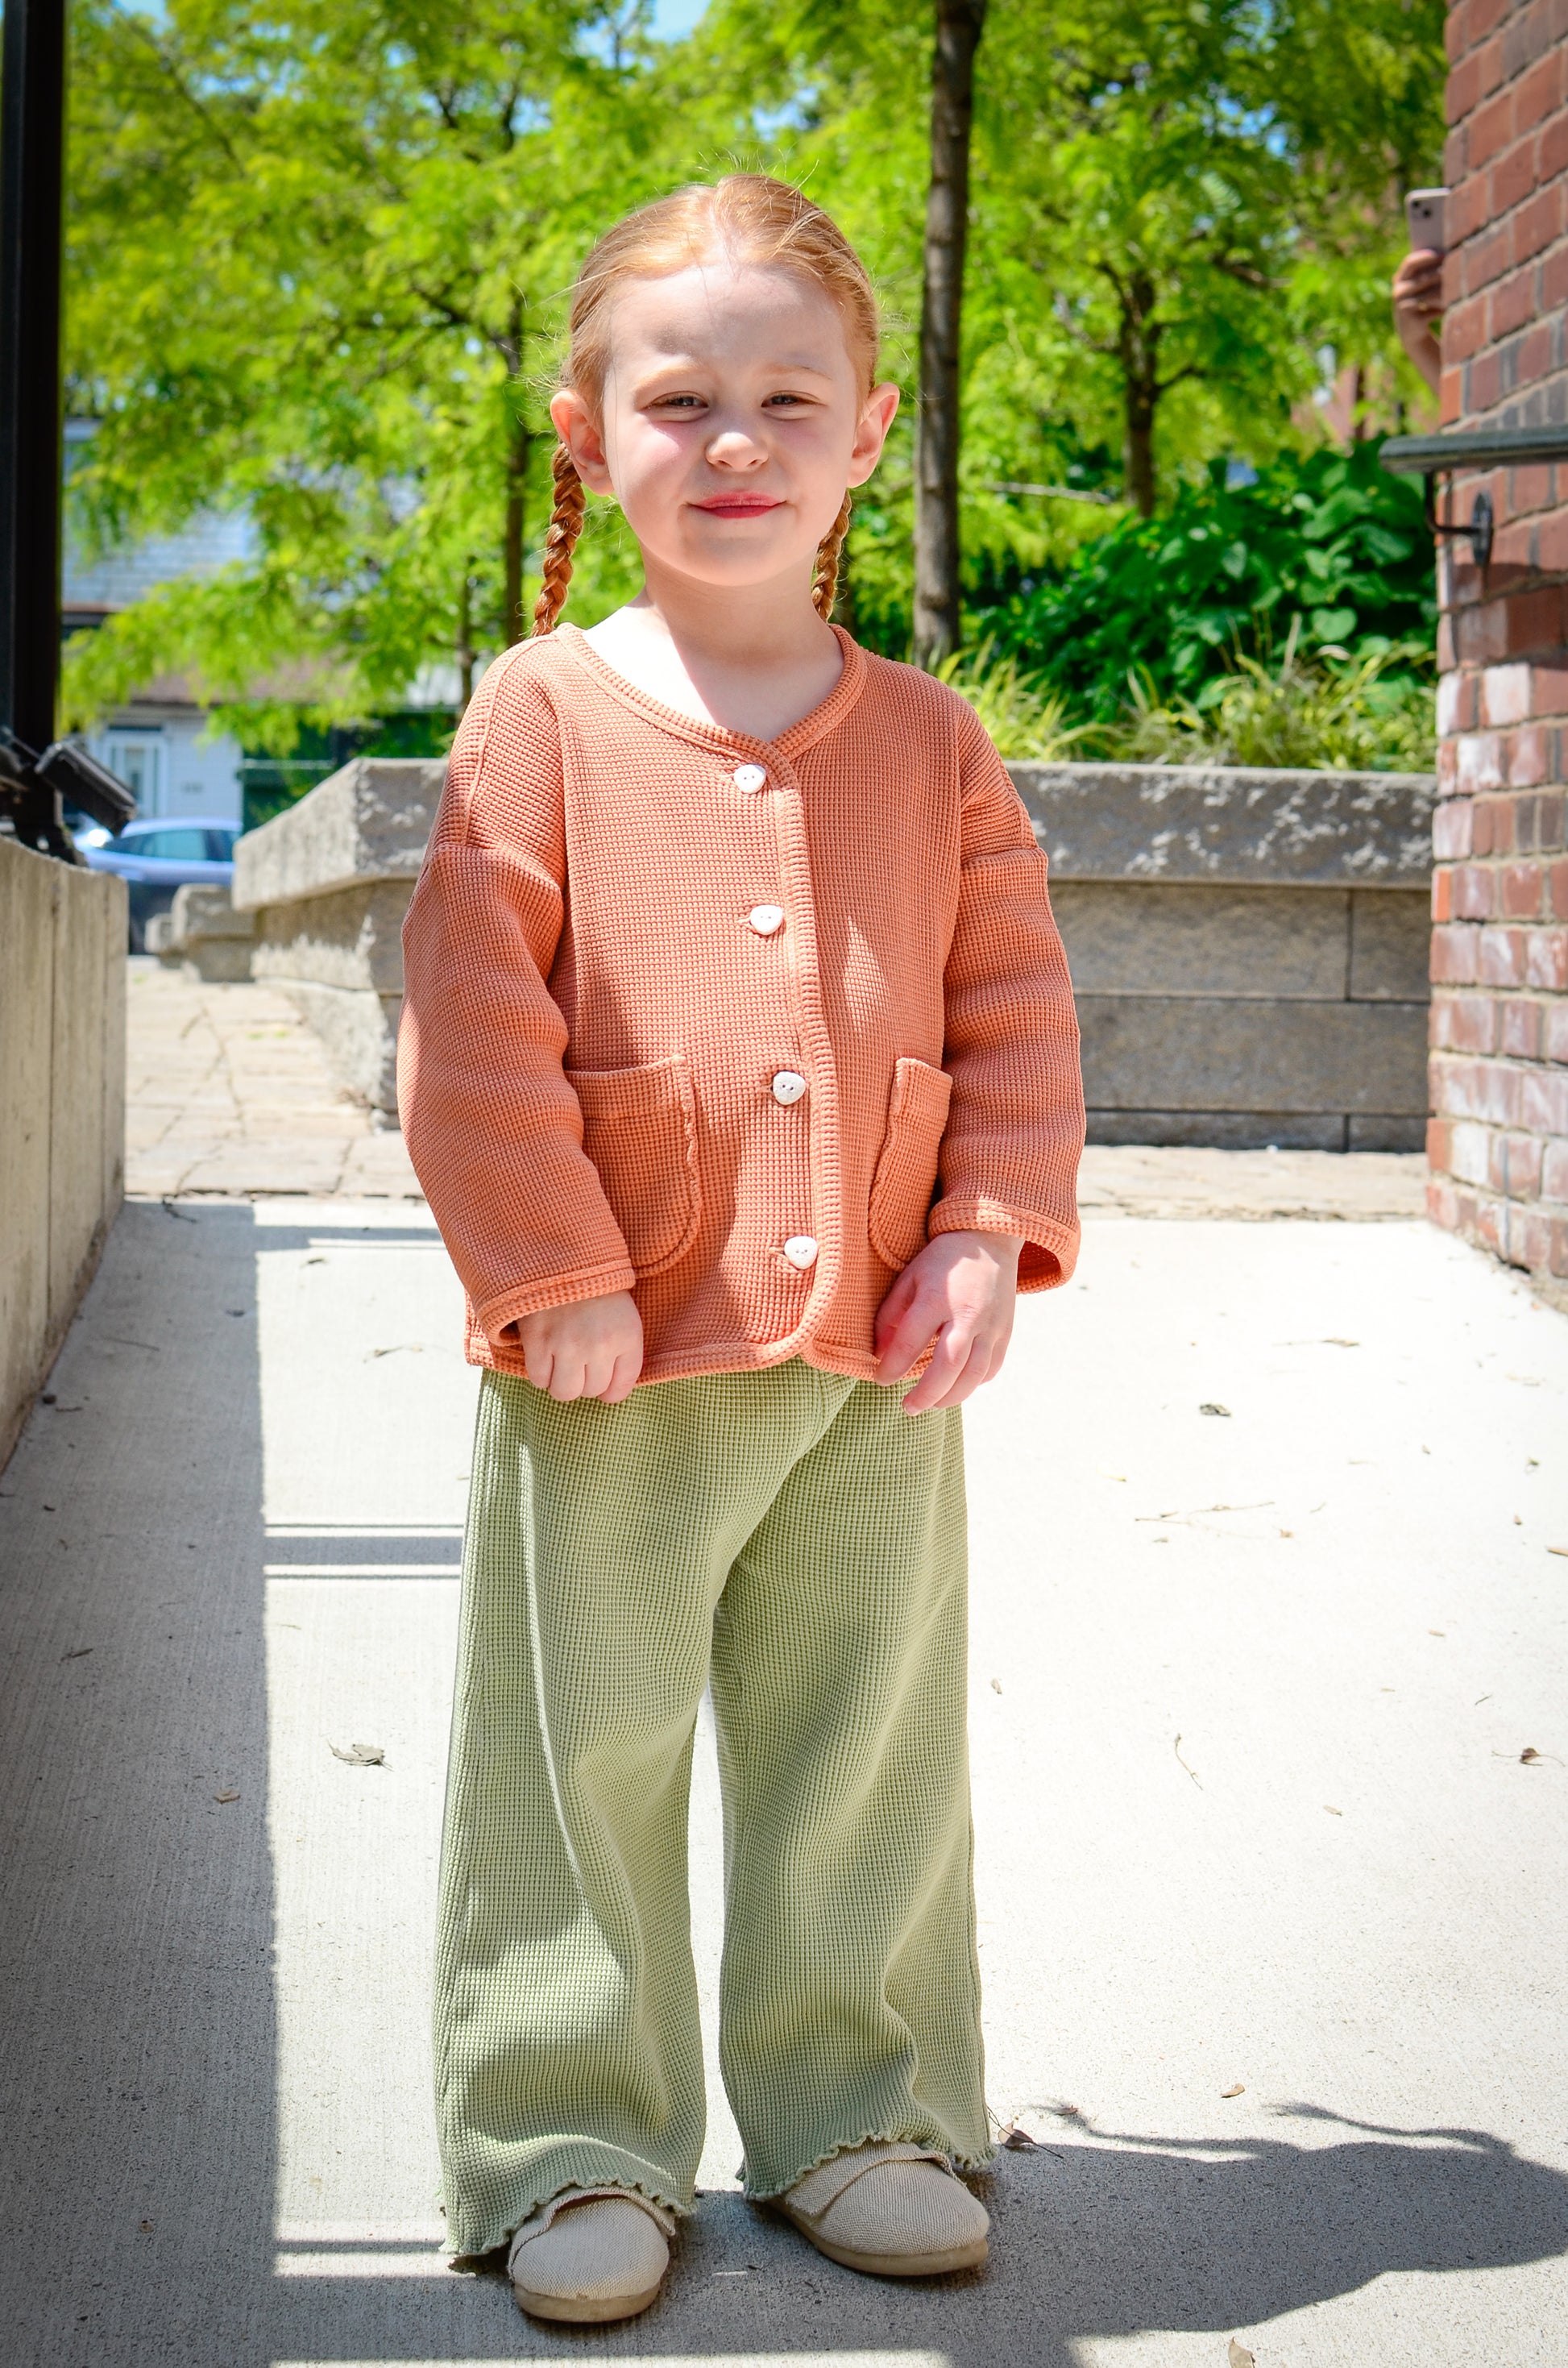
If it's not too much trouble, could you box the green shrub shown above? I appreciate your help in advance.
[970,443,1437,722]
[932,643,1093,760]
[1101,624,1435,771]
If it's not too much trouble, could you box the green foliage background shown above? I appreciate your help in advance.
[60,0,1448,761]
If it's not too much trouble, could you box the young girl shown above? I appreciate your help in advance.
[398,173,1084,2326]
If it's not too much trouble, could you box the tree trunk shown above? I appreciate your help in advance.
[502,293,529,644]
[913,0,987,670]
[504,409,529,645]
[457,567,475,711]
[1118,271,1160,520]
[1123,384,1156,520]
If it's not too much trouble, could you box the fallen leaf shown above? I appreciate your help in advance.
[1221,2083,1245,2099]
[1520,1747,1546,1766]
[60,1647,93,1661]
[139,2220,154,2234]
[1549,1546,1568,1559]
[1324,1805,1342,1816]
[1199,1403,1231,1418]
[367,1344,422,1361]
[990,1677,1002,1694]
[330,1742,385,1766]
[1173,1734,1202,1789]
[999,2123,1038,2150]
[1429,1629,1446,1638]
[214,1789,240,1804]
[1229,2342,1256,2368]
[1279,1528,1293,1539]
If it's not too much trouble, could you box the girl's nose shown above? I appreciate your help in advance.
[704,425,768,468]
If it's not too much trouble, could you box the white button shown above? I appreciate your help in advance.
[749,904,785,936]
[733,763,768,794]
[783,1235,819,1269]
[771,1070,807,1105]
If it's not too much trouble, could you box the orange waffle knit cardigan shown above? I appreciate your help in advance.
[396,625,1085,1385]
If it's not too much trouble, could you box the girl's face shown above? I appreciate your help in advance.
[550,257,899,600]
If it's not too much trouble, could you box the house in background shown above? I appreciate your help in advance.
[60,422,459,832]
[61,418,251,825]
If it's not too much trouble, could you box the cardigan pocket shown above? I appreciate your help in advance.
[867,1056,954,1270]
[566,1057,702,1277]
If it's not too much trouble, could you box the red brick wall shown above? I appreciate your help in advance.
[1429,0,1568,1308]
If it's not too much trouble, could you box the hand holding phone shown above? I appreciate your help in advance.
[1405,188,1446,257]
[1393,195,1446,396]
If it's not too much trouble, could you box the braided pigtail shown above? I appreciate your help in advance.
[812,491,852,621]
[531,442,587,636]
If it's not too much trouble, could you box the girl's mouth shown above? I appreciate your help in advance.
[692,495,784,518]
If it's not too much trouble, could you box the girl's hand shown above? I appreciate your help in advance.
[518,1290,644,1404]
[873,1232,1024,1415]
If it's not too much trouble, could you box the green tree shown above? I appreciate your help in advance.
[63,0,672,741]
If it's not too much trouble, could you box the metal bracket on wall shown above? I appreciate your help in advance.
[1382,424,1568,579]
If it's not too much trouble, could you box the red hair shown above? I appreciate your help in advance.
[533,175,878,636]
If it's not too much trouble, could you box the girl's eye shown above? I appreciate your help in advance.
[651,394,705,412]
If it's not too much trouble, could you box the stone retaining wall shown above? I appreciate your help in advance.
[232,752,1435,1149]
[0,837,127,1469]
[232,759,444,1111]
[1013,762,1437,1149]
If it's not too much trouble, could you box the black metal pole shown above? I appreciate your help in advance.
[0,0,71,855]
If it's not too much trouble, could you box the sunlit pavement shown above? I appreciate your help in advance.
[1,1190,1566,2366]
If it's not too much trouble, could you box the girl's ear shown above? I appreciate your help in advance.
[846,381,902,489]
[550,388,614,496]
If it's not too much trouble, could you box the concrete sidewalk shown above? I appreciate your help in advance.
[124,960,1433,1223]
[2,1187,1565,2367]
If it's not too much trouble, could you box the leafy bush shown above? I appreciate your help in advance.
[970,443,1437,723]
[1101,624,1435,771]
[932,644,1092,760]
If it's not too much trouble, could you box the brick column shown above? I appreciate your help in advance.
[1429,0,1568,1310]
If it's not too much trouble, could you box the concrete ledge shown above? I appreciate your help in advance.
[1012,761,1436,886]
[232,761,438,1111]
[264,978,401,1113]
[159,883,256,983]
[226,752,1440,1145]
[1,837,127,1468]
[232,758,444,910]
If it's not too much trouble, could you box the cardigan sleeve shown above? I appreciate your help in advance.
[396,648,637,1341]
[928,700,1085,1290]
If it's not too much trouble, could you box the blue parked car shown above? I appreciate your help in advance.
[76,816,240,951]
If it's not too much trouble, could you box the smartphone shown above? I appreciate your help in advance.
[1406,188,1447,255]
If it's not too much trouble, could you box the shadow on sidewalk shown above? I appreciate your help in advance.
[0,1205,1564,2365]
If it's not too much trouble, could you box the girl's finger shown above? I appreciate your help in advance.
[876,1286,943,1376]
[942,1335,997,1409]
[876,1317,935,1382]
[873,1273,921,1357]
[915,1333,990,1415]
[902,1317,974,1413]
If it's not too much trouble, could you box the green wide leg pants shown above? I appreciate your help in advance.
[433,1359,990,2258]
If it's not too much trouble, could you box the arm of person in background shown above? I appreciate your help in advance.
[1392,249,1443,398]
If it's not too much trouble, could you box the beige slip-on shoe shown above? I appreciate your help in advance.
[508,2186,674,2324]
[778,2141,989,2278]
